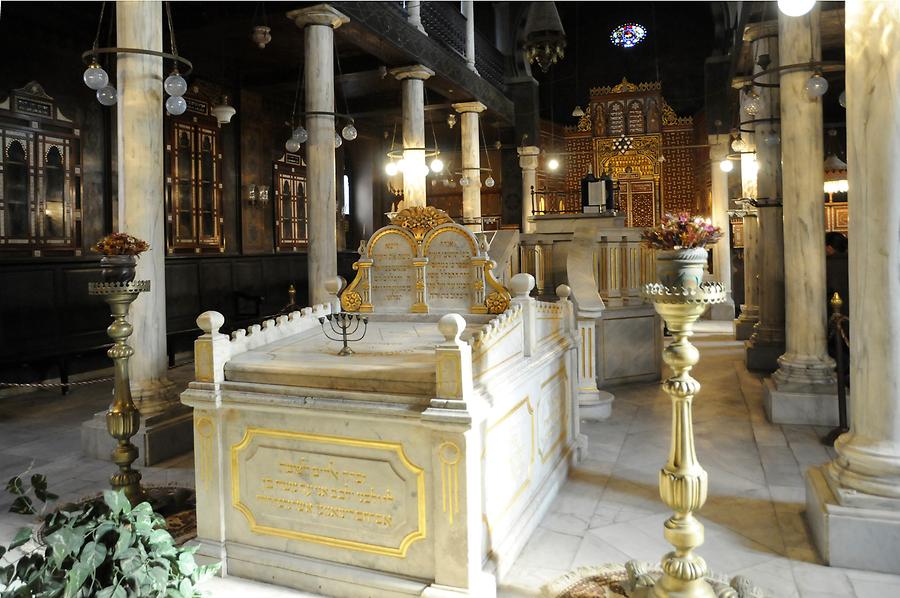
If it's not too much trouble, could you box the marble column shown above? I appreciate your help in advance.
[290,5,349,306]
[517,145,539,233]
[462,0,477,73]
[746,32,786,371]
[764,6,836,425]
[708,137,735,320]
[391,65,434,208]
[734,101,760,339]
[806,0,900,573]
[82,0,191,466]
[115,0,172,411]
[452,101,486,231]
[406,0,426,34]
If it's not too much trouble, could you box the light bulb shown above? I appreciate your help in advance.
[777,0,816,17]
[719,159,734,173]
[165,95,187,116]
[839,90,846,108]
[96,85,117,106]
[334,132,343,148]
[547,158,560,171]
[418,163,430,177]
[341,123,358,141]
[430,158,444,173]
[731,137,746,152]
[164,72,188,97]
[763,129,781,146]
[485,176,496,188]
[385,162,399,176]
[285,137,301,153]
[460,175,470,187]
[83,62,109,90]
[743,95,762,116]
[806,74,829,98]
[292,126,308,144]
[396,158,407,173]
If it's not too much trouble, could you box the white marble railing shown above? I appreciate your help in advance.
[193,302,333,384]
[519,230,655,305]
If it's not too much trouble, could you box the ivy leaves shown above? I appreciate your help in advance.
[1,477,219,598]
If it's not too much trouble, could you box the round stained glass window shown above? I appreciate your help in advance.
[610,23,647,48]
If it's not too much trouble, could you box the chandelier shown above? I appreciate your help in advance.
[284,56,357,154]
[522,2,566,73]
[81,2,193,115]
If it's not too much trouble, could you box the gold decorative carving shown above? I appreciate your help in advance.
[341,290,362,312]
[231,427,427,558]
[195,416,214,492]
[590,77,661,96]
[485,292,508,315]
[483,397,535,523]
[438,441,461,525]
[576,103,592,132]
[391,205,453,241]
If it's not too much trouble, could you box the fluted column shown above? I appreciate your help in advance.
[764,5,836,425]
[734,101,760,338]
[708,137,735,320]
[392,65,434,208]
[518,145,539,233]
[290,5,349,306]
[746,32,786,371]
[452,101,486,231]
[116,0,173,410]
[806,0,900,574]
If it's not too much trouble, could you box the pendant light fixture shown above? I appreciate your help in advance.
[522,1,567,73]
[250,2,272,49]
[82,2,192,111]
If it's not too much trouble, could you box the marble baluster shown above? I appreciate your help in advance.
[391,65,434,208]
[518,145,539,233]
[289,5,350,306]
[462,0,477,73]
[116,0,174,412]
[406,0,426,34]
[452,101,486,231]
[747,31,787,371]
[764,6,836,425]
[708,137,736,320]
[806,0,900,574]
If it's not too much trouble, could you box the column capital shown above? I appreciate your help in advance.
[517,145,540,158]
[743,19,778,43]
[288,4,349,29]
[390,64,435,81]
[518,146,540,170]
[452,101,486,114]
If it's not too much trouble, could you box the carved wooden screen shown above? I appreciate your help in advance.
[274,164,308,251]
[0,83,81,256]
[166,117,223,253]
[618,179,657,227]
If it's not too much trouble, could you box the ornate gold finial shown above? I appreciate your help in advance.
[390,205,453,240]
[590,78,661,96]
[576,103,592,132]
[830,291,843,312]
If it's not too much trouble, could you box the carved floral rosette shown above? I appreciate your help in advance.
[340,206,510,315]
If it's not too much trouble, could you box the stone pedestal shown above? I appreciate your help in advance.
[290,5,349,306]
[518,146,539,233]
[806,0,900,574]
[708,138,735,321]
[765,5,835,424]
[452,101,486,230]
[81,406,192,466]
[392,65,434,208]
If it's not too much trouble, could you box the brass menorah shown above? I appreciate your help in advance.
[319,312,369,356]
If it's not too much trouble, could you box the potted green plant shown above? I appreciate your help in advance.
[91,233,150,284]
[1,473,218,597]
[641,213,723,290]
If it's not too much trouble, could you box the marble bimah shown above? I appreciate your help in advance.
[182,207,584,597]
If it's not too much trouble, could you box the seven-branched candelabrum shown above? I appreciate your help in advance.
[319,313,369,356]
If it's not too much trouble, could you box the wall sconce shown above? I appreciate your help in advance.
[247,184,270,208]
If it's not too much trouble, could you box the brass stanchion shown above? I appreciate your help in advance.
[89,280,150,505]
[633,282,726,598]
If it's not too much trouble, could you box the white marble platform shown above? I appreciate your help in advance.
[3,323,899,598]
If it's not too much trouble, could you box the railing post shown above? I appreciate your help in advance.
[194,311,230,385]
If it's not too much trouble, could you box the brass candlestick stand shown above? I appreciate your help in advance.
[636,282,726,598]
[89,280,150,505]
